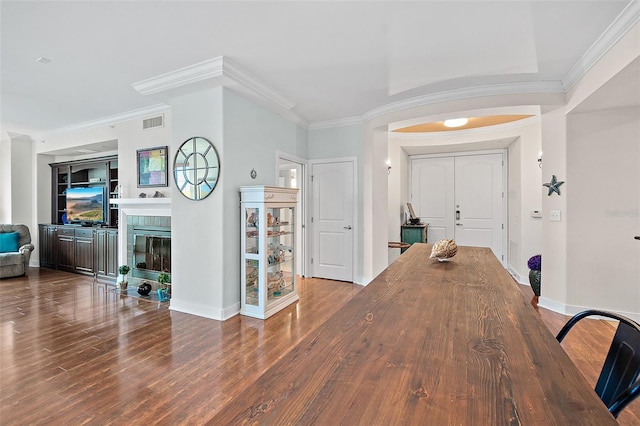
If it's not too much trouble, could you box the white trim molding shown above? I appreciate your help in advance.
[562,0,640,90]
[539,297,640,324]
[132,56,308,128]
[44,104,171,137]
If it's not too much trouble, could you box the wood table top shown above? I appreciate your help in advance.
[211,244,616,425]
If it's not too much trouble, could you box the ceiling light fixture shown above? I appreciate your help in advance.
[36,57,51,64]
[443,118,468,128]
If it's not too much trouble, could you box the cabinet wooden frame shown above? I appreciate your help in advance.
[50,155,118,227]
[240,186,299,319]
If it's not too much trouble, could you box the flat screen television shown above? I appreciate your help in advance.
[66,186,105,224]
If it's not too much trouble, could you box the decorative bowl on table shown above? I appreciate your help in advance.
[430,239,458,262]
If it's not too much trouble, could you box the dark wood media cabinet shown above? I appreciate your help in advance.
[39,224,118,281]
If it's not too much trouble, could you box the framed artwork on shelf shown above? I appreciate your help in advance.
[137,146,168,187]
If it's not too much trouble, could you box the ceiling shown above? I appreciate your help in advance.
[1,1,636,139]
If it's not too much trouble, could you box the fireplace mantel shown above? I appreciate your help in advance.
[110,198,172,208]
[112,198,171,266]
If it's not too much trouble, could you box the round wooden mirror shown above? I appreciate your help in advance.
[173,136,220,200]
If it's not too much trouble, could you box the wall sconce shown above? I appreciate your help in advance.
[537,151,543,168]
[386,159,391,175]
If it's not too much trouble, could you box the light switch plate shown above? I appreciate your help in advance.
[550,210,561,222]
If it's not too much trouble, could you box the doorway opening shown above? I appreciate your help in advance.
[276,152,306,277]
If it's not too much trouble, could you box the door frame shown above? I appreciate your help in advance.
[309,156,358,281]
[409,149,508,266]
[276,151,307,277]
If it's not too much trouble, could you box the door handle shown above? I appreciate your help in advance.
[344,226,352,230]
[635,236,640,240]
[456,210,460,220]
[456,223,464,226]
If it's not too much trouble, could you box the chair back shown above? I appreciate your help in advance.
[556,309,640,417]
[596,320,640,406]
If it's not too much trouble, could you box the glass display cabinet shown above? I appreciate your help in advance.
[240,186,299,319]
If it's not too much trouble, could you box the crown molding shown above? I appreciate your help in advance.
[308,116,363,131]
[132,57,225,96]
[44,104,171,136]
[562,0,640,90]
[307,81,563,130]
[222,58,296,111]
[132,56,307,128]
[362,81,564,123]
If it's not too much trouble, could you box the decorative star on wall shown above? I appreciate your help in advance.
[543,175,565,196]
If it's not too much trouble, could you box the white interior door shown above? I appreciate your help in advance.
[454,154,504,261]
[410,152,505,262]
[410,157,455,242]
[311,161,354,282]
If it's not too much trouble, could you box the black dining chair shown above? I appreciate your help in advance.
[556,309,640,418]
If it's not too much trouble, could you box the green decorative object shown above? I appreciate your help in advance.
[157,272,170,289]
[543,175,565,196]
[529,270,541,297]
[118,265,130,291]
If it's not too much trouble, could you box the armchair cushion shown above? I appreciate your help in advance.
[0,232,20,253]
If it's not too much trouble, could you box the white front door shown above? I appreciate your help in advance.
[410,152,505,263]
[311,161,354,282]
[454,154,504,262]
[410,156,455,242]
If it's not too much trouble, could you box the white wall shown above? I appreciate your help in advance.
[308,125,362,159]
[566,107,639,316]
[538,20,640,320]
[0,136,36,257]
[169,88,226,319]
[115,112,173,200]
[308,124,365,282]
[0,138,10,223]
[9,137,34,227]
[222,89,308,310]
[509,123,544,281]
[539,108,568,309]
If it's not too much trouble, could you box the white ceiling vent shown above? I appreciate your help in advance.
[143,114,164,130]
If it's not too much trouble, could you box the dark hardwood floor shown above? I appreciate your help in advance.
[1,267,638,425]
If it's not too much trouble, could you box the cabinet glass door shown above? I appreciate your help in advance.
[245,207,259,306]
[266,206,295,304]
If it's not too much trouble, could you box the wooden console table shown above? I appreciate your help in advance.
[212,244,615,425]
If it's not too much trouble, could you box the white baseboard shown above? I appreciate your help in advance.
[169,299,240,321]
[506,265,527,285]
[539,297,640,323]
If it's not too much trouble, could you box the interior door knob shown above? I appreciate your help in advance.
[635,236,640,240]
[344,226,352,230]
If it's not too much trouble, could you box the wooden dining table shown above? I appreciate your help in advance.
[211,244,616,425]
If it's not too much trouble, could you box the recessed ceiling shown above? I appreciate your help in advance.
[0,1,633,136]
[392,115,535,133]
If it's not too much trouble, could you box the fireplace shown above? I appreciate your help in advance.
[125,214,171,287]
[132,227,171,281]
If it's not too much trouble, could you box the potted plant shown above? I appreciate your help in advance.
[157,272,170,301]
[527,254,541,307]
[118,265,130,291]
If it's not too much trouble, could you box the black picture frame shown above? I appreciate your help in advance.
[137,146,168,187]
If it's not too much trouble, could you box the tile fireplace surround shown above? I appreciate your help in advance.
[110,198,171,288]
